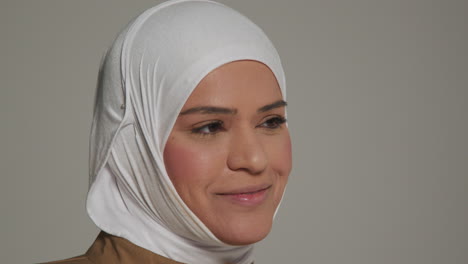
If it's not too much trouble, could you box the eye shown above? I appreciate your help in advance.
[259,116,287,129]
[191,121,224,135]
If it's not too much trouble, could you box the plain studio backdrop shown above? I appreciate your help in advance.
[1,0,467,263]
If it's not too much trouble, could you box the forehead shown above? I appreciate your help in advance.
[182,60,283,110]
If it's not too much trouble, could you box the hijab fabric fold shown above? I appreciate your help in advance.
[86,1,286,263]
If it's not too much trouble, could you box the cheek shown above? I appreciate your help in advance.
[163,138,221,191]
[267,132,292,177]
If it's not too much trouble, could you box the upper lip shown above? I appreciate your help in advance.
[216,184,272,195]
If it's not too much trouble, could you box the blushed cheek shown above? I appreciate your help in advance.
[275,134,292,177]
[163,139,215,189]
[164,141,194,187]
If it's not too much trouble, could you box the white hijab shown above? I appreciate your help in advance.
[86,0,286,263]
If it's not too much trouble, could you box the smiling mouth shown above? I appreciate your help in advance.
[216,185,271,206]
[217,185,271,195]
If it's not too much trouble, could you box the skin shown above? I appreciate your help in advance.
[163,60,292,245]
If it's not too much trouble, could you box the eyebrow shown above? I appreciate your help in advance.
[179,106,237,115]
[257,100,287,113]
[179,100,287,116]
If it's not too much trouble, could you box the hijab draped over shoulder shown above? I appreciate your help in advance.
[87,1,286,263]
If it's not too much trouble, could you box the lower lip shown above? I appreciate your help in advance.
[218,187,270,206]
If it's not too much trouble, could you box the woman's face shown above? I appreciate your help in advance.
[163,60,292,245]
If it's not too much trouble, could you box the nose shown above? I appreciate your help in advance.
[226,127,268,175]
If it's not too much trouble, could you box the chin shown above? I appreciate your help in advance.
[211,214,274,246]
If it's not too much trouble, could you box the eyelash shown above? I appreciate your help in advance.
[260,116,287,129]
[190,116,287,136]
[191,121,225,135]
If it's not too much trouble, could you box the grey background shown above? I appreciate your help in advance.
[1,0,467,263]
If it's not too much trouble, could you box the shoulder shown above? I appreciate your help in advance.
[38,231,184,264]
[38,254,92,264]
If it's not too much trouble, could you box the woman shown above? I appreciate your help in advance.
[46,0,291,263]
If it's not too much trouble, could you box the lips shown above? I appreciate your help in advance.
[216,184,271,206]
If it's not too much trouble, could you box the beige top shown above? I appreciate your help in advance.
[42,232,184,264]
